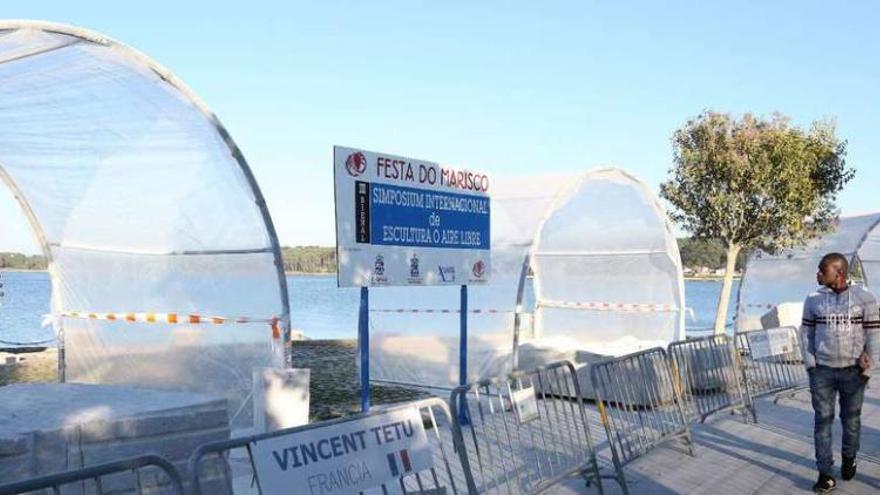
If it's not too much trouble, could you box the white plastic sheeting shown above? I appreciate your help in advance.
[369,169,685,389]
[736,213,880,331]
[0,22,289,427]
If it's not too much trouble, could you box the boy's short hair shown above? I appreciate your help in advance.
[819,252,848,273]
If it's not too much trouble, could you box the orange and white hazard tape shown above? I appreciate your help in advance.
[54,312,284,338]
[370,308,513,314]
[371,300,680,314]
[537,300,679,313]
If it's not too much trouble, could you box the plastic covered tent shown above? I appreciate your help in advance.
[0,21,290,426]
[736,213,880,331]
[369,168,685,389]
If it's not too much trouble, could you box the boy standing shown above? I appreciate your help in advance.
[801,252,879,493]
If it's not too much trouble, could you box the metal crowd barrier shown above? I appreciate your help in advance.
[189,397,462,494]
[590,348,695,495]
[0,454,184,495]
[668,334,756,423]
[450,360,608,494]
[734,326,809,403]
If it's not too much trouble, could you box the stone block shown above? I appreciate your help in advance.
[253,367,310,433]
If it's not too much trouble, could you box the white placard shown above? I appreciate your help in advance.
[253,368,310,433]
[747,327,795,359]
[252,406,432,494]
[512,387,539,424]
[334,146,491,287]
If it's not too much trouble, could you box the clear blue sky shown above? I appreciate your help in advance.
[1,1,878,253]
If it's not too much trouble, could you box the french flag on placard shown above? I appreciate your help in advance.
[386,449,413,477]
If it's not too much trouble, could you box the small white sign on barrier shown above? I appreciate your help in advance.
[512,387,539,424]
[251,406,433,494]
[747,327,794,359]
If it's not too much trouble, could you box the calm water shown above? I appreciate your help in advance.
[0,271,739,346]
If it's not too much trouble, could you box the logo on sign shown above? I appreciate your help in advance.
[438,265,456,283]
[409,254,420,279]
[346,152,368,177]
[374,254,385,276]
[472,260,486,279]
[372,254,389,285]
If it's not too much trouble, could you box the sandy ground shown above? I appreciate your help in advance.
[0,340,426,422]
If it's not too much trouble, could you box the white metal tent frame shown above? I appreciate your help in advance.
[525,168,687,347]
[0,20,292,375]
[735,212,880,331]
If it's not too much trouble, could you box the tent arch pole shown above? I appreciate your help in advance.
[0,21,293,365]
[613,167,687,340]
[0,161,64,379]
[510,175,581,370]
[852,217,880,289]
[643,173,686,338]
[513,172,589,354]
[511,252,530,370]
[851,254,868,287]
[0,164,52,274]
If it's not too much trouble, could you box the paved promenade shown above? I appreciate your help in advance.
[554,382,880,494]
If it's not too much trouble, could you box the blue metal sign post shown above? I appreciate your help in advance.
[359,286,370,412]
[459,284,469,424]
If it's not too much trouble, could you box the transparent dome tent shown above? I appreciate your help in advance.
[0,21,290,427]
[736,212,880,331]
[369,168,686,390]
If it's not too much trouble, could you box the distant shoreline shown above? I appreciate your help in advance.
[3,269,740,280]
[1,268,339,276]
[685,275,742,281]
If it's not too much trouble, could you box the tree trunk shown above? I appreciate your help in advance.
[714,243,741,335]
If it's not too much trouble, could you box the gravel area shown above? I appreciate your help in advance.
[0,347,58,386]
[290,339,429,421]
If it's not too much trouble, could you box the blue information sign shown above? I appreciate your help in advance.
[360,182,490,250]
[335,146,490,287]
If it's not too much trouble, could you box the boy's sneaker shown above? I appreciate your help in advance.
[813,473,837,493]
[842,456,857,480]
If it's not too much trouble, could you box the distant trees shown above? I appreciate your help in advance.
[0,252,47,270]
[662,111,853,334]
[281,246,336,273]
[0,248,338,274]
[677,238,747,271]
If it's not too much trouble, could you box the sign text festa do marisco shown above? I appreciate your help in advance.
[334,146,491,287]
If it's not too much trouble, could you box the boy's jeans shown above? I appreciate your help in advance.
[809,365,867,475]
